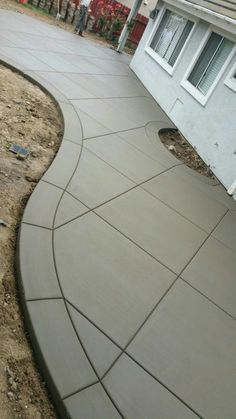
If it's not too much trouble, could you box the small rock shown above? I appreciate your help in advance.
[7,391,14,400]
[47,141,55,147]
[16,154,26,161]
[25,175,37,183]
[168,145,176,153]
[7,104,11,109]
[5,366,14,378]
[9,377,17,391]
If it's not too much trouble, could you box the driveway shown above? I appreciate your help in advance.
[1,9,236,419]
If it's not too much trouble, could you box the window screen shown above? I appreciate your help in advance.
[150,10,193,67]
[188,32,234,95]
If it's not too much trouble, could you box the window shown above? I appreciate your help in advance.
[146,9,194,73]
[188,32,234,95]
[181,30,235,105]
[225,63,236,92]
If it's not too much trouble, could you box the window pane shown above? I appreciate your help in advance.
[150,10,193,67]
[188,32,234,95]
[153,12,180,58]
[168,20,194,66]
[164,16,188,62]
[150,10,171,54]
[188,33,223,87]
[198,38,234,94]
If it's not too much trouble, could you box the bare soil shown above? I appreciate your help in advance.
[0,64,62,418]
[160,129,216,179]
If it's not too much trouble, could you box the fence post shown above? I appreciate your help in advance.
[116,0,142,52]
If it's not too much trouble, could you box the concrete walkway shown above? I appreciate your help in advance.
[1,10,236,419]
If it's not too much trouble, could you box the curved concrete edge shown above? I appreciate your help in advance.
[11,55,123,419]
[0,54,68,107]
[17,223,100,419]
[0,52,84,231]
[0,55,26,73]
[4,56,84,418]
[146,122,218,187]
[145,121,236,210]
[16,228,67,417]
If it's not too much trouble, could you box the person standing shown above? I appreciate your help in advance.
[74,0,91,37]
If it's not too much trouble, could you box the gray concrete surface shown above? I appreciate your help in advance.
[1,9,235,419]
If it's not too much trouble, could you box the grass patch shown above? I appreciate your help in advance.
[22,2,50,16]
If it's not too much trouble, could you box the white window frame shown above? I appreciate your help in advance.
[145,5,196,76]
[224,61,236,92]
[181,27,236,106]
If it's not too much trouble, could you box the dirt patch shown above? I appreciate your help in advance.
[0,64,62,418]
[160,129,216,179]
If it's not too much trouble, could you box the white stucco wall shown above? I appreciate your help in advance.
[130,6,236,189]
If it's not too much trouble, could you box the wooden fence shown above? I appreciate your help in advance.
[30,0,148,46]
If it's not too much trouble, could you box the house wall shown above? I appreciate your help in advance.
[130,4,236,189]
[119,0,157,18]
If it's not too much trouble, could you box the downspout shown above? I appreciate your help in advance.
[116,0,143,52]
[227,179,236,200]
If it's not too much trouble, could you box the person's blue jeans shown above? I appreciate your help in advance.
[75,5,88,34]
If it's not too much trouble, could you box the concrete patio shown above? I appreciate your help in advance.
[1,9,236,419]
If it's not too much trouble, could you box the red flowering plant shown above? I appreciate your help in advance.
[94,0,127,40]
